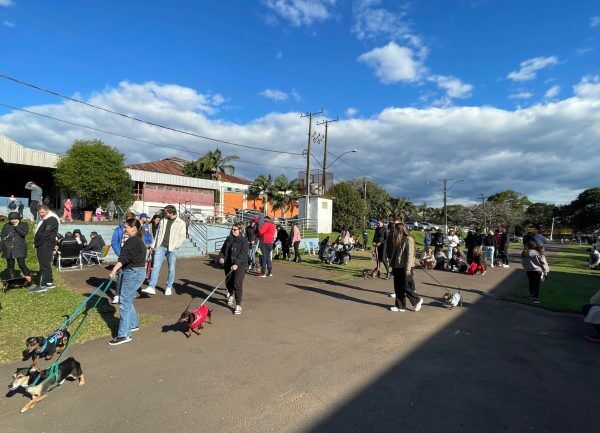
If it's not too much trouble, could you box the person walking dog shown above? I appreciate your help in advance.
[218,223,249,315]
[142,205,186,296]
[388,222,423,313]
[29,205,60,293]
[108,218,147,345]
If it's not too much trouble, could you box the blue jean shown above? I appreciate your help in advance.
[117,267,145,338]
[261,243,273,274]
[250,242,259,266]
[148,246,178,289]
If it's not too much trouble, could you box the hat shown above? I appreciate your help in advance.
[139,213,149,218]
[8,212,19,220]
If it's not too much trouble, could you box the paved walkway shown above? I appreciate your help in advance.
[1,252,598,432]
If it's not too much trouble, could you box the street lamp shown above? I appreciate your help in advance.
[440,178,464,233]
[550,217,558,241]
[326,149,358,170]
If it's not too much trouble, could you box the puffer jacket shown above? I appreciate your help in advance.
[218,234,249,267]
[1,221,29,259]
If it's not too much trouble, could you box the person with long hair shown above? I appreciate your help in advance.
[388,222,423,312]
[218,223,249,315]
[108,218,147,345]
[521,240,549,304]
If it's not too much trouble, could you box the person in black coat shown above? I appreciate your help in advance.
[30,205,59,293]
[276,224,290,261]
[372,219,389,277]
[432,228,445,252]
[218,223,249,315]
[383,220,398,279]
[465,229,477,264]
[0,212,32,283]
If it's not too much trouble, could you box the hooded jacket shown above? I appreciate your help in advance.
[521,249,549,275]
[34,211,59,247]
[83,235,106,253]
[1,219,29,259]
[258,220,276,244]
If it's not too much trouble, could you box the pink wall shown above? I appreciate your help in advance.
[143,183,214,206]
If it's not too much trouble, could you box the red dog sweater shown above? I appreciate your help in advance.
[189,305,210,329]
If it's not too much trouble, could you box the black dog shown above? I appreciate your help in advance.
[1,276,31,293]
[22,329,71,366]
[8,356,85,413]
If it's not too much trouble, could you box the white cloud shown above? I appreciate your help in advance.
[260,89,289,101]
[508,92,533,99]
[345,107,358,117]
[575,47,593,56]
[3,20,15,27]
[428,75,473,99]
[358,41,425,84]
[211,94,225,106]
[544,85,560,99]
[263,0,336,27]
[0,0,14,7]
[2,79,600,205]
[507,56,559,81]
[591,16,600,28]
[352,0,410,41]
[290,89,301,101]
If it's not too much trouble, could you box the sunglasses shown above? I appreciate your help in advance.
[231,227,240,232]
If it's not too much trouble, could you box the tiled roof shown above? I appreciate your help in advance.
[127,157,252,185]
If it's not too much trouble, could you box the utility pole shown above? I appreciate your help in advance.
[440,178,451,233]
[300,110,323,222]
[316,117,338,191]
[363,177,367,231]
[478,193,487,231]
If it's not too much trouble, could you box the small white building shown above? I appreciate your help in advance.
[298,196,332,234]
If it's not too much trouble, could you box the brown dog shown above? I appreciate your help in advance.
[178,305,212,338]
[362,268,381,279]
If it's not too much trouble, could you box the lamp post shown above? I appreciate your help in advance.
[550,217,558,241]
[440,178,464,233]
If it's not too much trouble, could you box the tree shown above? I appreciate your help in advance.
[270,175,302,218]
[331,181,368,232]
[183,148,239,180]
[249,174,274,214]
[350,179,392,218]
[487,190,531,211]
[524,203,557,228]
[54,140,133,209]
[391,196,417,221]
[568,187,600,231]
[487,190,530,230]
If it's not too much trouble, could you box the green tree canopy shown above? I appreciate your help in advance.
[568,187,600,231]
[270,175,302,218]
[524,203,557,228]
[183,148,239,179]
[249,174,274,213]
[331,181,367,232]
[54,140,133,209]
[350,178,392,218]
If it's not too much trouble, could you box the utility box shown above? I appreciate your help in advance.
[298,196,332,234]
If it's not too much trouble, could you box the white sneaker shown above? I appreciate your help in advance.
[234,305,242,315]
[390,306,406,312]
[111,295,120,304]
[481,271,487,276]
[164,287,172,296]
[503,264,510,268]
[227,295,235,307]
[141,286,156,295]
[414,297,423,312]
[388,293,396,298]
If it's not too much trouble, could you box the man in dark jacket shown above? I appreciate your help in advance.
[218,224,249,315]
[30,205,59,293]
[276,224,290,261]
[373,219,389,277]
[82,232,106,265]
[432,228,445,252]
[498,228,510,268]
[0,212,32,283]
[384,219,398,279]
[465,229,477,264]
[246,219,258,269]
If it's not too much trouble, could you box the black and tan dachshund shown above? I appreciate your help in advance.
[22,329,71,366]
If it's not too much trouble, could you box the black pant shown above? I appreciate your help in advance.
[36,243,54,286]
[376,244,389,274]
[293,241,301,262]
[499,246,509,265]
[393,268,420,309]
[225,265,246,306]
[467,247,474,264]
[6,257,31,278]
[280,241,289,260]
[526,271,542,299]
[261,242,273,274]
[582,304,600,334]
[30,200,39,219]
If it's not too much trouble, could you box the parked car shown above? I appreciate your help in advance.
[420,222,441,231]
[509,235,523,243]
[405,221,419,230]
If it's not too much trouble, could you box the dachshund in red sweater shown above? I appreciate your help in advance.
[178,305,212,338]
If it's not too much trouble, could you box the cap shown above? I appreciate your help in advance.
[139,213,149,218]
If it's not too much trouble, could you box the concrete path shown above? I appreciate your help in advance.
[1,253,598,432]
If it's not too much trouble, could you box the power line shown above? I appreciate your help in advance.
[0,102,303,170]
[0,73,303,156]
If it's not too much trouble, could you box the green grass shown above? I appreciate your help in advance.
[0,222,160,364]
[504,244,599,312]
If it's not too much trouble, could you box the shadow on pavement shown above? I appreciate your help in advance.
[288,283,389,310]
[304,271,600,433]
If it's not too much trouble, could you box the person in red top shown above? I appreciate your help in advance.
[62,198,73,223]
[257,216,276,277]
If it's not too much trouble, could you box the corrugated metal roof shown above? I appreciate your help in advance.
[0,134,59,168]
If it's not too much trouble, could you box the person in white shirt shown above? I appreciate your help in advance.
[446,228,460,259]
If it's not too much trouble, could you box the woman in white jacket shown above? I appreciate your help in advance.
[521,240,549,304]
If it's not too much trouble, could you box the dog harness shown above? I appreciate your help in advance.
[35,330,66,355]
[189,305,209,329]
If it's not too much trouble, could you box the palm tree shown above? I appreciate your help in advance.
[182,148,239,180]
[249,174,274,214]
[271,175,302,218]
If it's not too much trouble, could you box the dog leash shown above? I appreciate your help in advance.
[199,269,234,307]
[58,278,114,331]
[420,267,463,306]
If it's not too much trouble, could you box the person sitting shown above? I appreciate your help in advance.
[448,247,467,272]
[73,229,87,247]
[434,249,447,270]
[420,247,435,270]
[82,231,106,265]
[467,247,487,275]
[318,236,330,262]
[57,232,82,267]
[582,288,600,343]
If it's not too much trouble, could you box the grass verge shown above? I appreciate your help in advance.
[0,222,160,364]
[503,244,598,312]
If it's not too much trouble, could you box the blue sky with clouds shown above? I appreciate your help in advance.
[1,0,599,205]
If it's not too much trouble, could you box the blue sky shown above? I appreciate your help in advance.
[1,0,599,205]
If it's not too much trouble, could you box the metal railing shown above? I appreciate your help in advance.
[178,203,209,255]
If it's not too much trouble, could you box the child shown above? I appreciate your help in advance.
[434,249,447,270]
[448,247,467,273]
[95,206,103,222]
[467,247,486,275]
[420,247,435,269]
[521,241,549,304]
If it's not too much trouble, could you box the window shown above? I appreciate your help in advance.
[322,202,328,209]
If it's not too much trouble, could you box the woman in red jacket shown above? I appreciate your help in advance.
[257,216,276,277]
